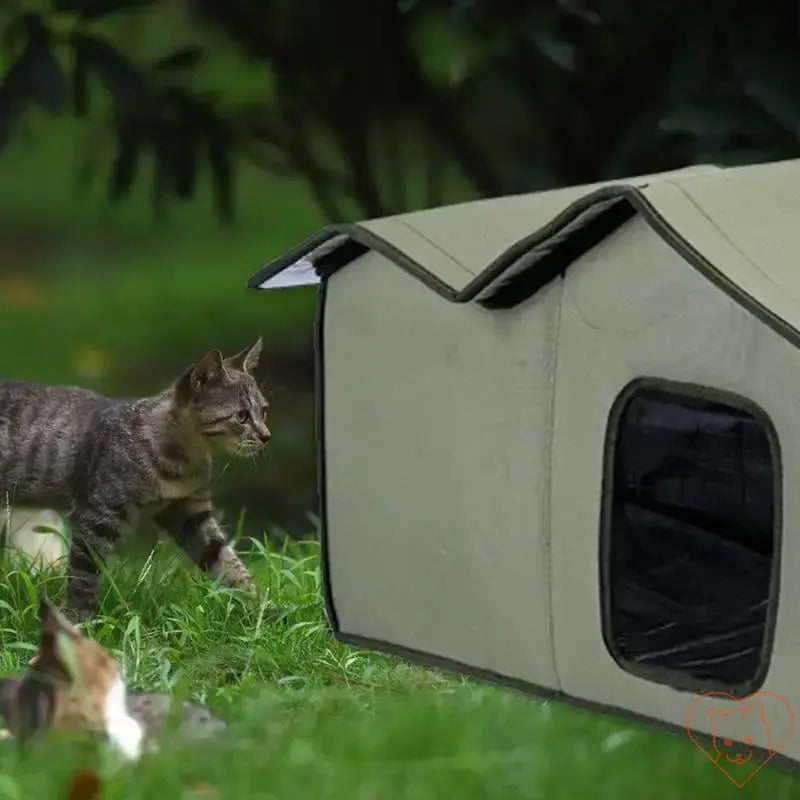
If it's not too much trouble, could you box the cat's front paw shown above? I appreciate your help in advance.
[61,602,95,625]
[215,545,257,596]
[220,570,257,596]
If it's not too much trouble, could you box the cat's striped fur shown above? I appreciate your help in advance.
[0,340,269,619]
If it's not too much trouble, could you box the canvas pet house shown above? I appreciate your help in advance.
[248,158,800,767]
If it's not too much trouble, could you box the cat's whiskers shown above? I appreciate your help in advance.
[236,439,263,467]
[258,447,274,470]
[216,456,234,485]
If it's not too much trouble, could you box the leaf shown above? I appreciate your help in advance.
[149,119,195,204]
[733,50,800,136]
[600,107,668,179]
[658,104,775,139]
[525,26,575,71]
[71,45,89,116]
[555,0,601,25]
[70,33,156,118]
[662,14,712,109]
[159,87,203,199]
[150,125,173,214]
[2,13,33,52]
[154,46,204,72]
[29,41,64,114]
[0,16,65,151]
[108,116,141,200]
[447,0,483,25]
[208,129,233,223]
[410,14,480,88]
[173,127,197,199]
[31,524,62,534]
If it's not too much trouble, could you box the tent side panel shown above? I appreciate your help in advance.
[322,251,561,689]
[550,215,800,761]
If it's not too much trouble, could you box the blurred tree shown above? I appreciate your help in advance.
[0,0,798,222]
[0,0,235,222]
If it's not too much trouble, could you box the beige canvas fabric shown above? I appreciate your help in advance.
[319,213,797,757]
[258,158,800,345]
[253,164,719,293]
[550,214,797,760]
[349,165,720,294]
[324,252,562,688]
[251,155,800,766]
[637,159,800,343]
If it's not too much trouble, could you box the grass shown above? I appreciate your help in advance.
[0,530,797,800]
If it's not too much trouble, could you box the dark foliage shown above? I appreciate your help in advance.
[0,4,233,222]
[0,0,798,223]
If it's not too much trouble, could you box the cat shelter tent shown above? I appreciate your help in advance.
[248,158,800,768]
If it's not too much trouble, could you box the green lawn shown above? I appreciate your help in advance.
[0,535,796,800]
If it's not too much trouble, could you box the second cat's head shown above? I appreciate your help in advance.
[24,598,143,760]
[174,338,272,455]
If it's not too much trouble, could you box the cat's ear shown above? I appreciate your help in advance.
[174,349,225,405]
[190,349,225,392]
[38,598,76,638]
[32,598,74,666]
[35,599,81,681]
[226,337,263,375]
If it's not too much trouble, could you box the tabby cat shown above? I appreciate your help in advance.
[0,340,270,619]
[0,599,226,759]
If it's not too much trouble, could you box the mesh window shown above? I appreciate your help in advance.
[602,382,779,691]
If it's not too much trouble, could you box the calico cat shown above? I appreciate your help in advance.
[0,599,226,759]
[0,339,270,619]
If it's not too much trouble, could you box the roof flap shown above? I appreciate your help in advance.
[246,157,800,348]
[633,158,800,349]
[247,164,719,296]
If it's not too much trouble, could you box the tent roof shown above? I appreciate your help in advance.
[248,157,800,348]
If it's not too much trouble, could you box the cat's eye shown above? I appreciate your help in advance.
[236,410,249,424]
[261,405,269,420]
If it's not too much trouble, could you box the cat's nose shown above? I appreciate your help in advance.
[259,427,271,444]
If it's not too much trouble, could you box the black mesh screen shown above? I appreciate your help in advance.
[604,385,778,689]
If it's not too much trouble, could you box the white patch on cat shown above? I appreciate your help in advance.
[103,674,144,760]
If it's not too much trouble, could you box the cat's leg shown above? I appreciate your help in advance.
[64,505,125,620]
[153,498,255,594]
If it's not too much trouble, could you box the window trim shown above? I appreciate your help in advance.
[598,376,783,695]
